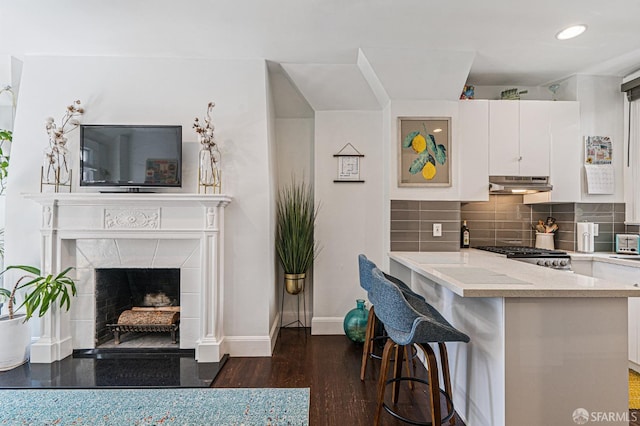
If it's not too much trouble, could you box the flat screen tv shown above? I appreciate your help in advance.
[80,125,182,190]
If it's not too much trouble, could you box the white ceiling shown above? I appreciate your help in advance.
[1,0,639,108]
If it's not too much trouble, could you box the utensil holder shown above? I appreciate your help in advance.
[535,232,554,250]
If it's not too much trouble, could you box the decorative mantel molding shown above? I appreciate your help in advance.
[24,192,233,364]
[24,193,232,207]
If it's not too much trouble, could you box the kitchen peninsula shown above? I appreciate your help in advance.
[389,250,640,426]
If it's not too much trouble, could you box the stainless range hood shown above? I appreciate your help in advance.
[489,176,553,194]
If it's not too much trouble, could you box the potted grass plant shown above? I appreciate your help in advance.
[0,265,77,371]
[275,179,319,295]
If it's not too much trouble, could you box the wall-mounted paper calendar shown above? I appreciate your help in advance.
[584,164,614,194]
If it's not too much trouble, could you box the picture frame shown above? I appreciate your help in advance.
[398,116,451,187]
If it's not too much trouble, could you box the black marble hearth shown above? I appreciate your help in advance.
[0,350,227,389]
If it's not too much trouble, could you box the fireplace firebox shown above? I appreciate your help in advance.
[95,268,180,346]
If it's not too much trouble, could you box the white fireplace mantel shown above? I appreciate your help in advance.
[24,193,232,364]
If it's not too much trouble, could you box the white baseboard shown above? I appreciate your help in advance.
[224,335,273,357]
[269,314,281,354]
[311,317,344,335]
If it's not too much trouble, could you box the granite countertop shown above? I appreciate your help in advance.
[389,250,640,298]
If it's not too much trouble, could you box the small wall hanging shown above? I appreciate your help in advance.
[333,143,364,183]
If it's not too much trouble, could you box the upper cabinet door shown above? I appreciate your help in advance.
[489,101,519,175]
[519,101,551,176]
[459,100,489,201]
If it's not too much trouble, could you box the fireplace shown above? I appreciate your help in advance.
[95,268,180,346]
[24,193,231,364]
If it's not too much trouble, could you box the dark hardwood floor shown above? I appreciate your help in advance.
[212,328,466,425]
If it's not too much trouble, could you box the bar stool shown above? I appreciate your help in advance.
[369,267,470,426]
[358,254,425,381]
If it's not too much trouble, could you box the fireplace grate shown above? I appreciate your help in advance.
[107,308,180,345]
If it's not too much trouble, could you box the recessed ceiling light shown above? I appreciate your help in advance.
[556,24,587,40]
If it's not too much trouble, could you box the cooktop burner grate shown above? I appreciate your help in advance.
[475,246,569,258]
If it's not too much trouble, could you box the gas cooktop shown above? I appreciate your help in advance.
[474,246,569,258]
[475,246,571,270]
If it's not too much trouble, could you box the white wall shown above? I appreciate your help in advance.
[5,56,276,355]
[576,75,625,202]
[311,111,384,334]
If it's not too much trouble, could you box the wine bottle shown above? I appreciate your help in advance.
[461,220,470,248]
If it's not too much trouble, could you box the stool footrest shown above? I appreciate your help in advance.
[382,376,455,426]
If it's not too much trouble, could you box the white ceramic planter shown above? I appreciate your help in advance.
[0,314,30,371]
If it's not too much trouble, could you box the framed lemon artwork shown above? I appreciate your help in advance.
[398,117,451,187]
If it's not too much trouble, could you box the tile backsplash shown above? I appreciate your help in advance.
[461,195,547,247]
[390,200,460,252]
[391,197,626,252]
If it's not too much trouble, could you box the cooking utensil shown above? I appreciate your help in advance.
[545,217,557,233]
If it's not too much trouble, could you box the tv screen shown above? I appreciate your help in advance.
[80,125,182,188]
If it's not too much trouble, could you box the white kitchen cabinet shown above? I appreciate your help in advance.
[525,101,582,203]
[489,101,520,175]
[458,100,489,201]
[489,100,550,177]
[590,261,640,367]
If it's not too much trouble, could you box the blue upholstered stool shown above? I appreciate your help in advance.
[358,254,426,381]
[369,267,470,426]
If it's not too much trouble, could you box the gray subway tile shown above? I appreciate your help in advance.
[461,201,496,212]
[469,238,497,248]
[556,241,575,251]
[419,241,460,252]
[391,241,420,252]
[419,210,461,221]
[626,225,640,233]
[390,231,420,242]
[390,220,420,231]
[391,200,419,210]
[419,200,460,211]
[577,203,614,213]
[550,204,575,213]
[391,210,420,221]
[461,212,496,221]
[467,230,498,240]
[614,223,626,234]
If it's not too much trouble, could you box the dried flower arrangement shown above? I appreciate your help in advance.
[193,101,217,149]
[193,102,221,193]
[45,100,84,151]
[43,100,84,189]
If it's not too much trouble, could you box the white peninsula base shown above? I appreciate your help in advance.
[390,252,632,426]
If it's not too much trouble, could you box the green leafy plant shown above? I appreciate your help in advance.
[0,265,77,321]
[275,180,319,274]
[0,129,12,195]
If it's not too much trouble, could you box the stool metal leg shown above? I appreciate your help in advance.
[360,306,376,380]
